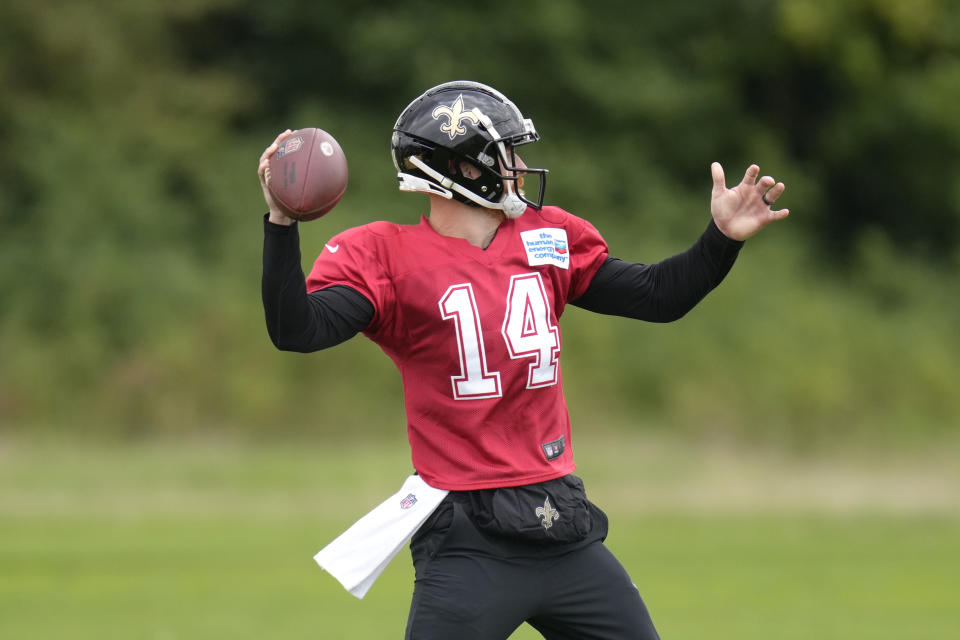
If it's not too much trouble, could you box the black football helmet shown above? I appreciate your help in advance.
[391,81,547,217]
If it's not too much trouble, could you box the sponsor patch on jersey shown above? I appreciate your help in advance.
[541,436,565,461]
[521,228,570,269]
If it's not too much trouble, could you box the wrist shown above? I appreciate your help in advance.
[268,209,296,226]
[708,218,745,245]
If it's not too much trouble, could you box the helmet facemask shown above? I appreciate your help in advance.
[498,144,547,217]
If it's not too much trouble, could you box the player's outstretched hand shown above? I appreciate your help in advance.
[710,163,789,241]
[258,129,296,226]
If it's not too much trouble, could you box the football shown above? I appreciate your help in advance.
[268,128,348,221]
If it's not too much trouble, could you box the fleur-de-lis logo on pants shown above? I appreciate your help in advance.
[535,496,559,530]
[432,95,481,140]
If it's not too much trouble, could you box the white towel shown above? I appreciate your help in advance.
[314,474,449,599]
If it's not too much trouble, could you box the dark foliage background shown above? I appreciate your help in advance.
[1,0,957,447]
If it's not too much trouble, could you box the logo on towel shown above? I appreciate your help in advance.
[535,496,559,530]
[399,493,418,510]
[520,228,569,269]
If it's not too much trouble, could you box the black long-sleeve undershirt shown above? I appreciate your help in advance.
[261,216,743,353]
[261,217,374,352]
[569,219,742,321]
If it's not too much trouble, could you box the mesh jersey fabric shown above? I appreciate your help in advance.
[306,206,608,490]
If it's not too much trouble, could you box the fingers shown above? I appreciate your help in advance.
[258,129,293,164]
[258,129,293,185]
[765,178,789,220]
[769,206,790,221]
[711,162,726,197]
[740,164,760,187]
[741,164,786,208]
[763,181,786,205]
[258,156,272,187]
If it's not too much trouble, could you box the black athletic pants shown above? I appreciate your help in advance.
[404,495,661,639]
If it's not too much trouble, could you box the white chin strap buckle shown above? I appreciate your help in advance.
[501,193,526,218]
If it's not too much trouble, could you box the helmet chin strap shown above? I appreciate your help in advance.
[403,156,527,218]
[397,170,454,199]
[476,111,527,218]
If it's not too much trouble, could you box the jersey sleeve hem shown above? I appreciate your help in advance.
[568,216,609,301]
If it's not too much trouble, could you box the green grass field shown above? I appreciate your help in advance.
[2,436,958,639]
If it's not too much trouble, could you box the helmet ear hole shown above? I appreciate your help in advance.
[457,161,482,180]
[454,159,503,204]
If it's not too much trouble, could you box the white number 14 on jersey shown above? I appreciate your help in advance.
[439,273,560,400]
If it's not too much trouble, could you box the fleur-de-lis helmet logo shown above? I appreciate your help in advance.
[432,95,481,140]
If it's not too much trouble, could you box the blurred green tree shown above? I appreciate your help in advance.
[0,0,957,444]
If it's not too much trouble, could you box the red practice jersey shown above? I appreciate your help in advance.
[306,206,608,490]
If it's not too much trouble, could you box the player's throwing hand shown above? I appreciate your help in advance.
[710,163,789,241]
[258,129,296,226]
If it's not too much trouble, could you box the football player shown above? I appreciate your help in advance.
[259,81,788,639]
